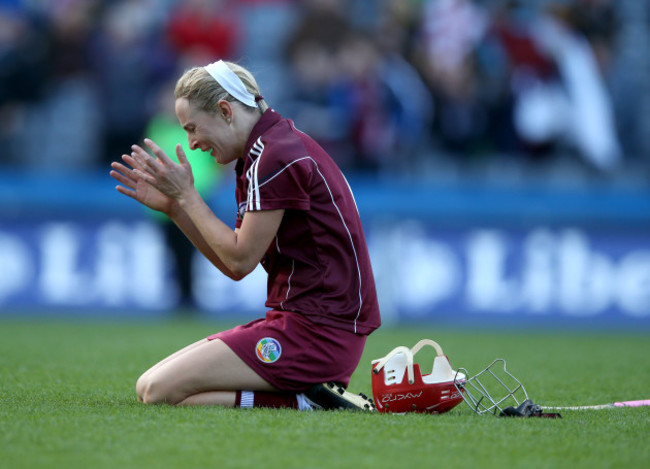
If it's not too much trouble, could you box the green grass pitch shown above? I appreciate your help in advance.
[1,317,648,469]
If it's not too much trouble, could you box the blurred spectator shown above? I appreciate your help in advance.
[567,0,620,74]
[0,0,645,181]
[414,0,492,156]
[374,0,421,60]
[334,31,434,170]
[0,5,50,165]
[566,0,633,158]
[284,0,433,171]
[509,1,623,170]
[9,1,103,170]
[484,0,562,158]
[0,6,48,107]
[235,0,299,105]
[283,0,356,168]
[166,0,241,63]
[91,0,175,165]
[333,32,397,170]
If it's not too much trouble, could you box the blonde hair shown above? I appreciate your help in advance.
[174,61,269,114]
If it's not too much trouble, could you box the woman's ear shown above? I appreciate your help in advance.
[217,100,233,123]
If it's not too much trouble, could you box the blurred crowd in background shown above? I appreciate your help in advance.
[1,0,649,185]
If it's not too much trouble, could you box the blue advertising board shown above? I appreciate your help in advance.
[0,171,649,327]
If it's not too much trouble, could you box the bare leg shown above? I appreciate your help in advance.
[177,391,237,407]
[136,338,277,405]
[136,339,206,400]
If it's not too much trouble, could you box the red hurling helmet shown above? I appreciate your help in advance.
[371,339,466,414]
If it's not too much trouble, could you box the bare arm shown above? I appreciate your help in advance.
[131,139,283,280]
[169,199,283,280]
[166,205,239,279]
[111,151,236,278]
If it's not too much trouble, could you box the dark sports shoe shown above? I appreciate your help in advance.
[303,382,376,411]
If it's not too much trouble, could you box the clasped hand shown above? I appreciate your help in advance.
[110,138,195,214]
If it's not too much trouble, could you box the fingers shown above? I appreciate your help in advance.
[115,184,137,200]
[131,139,181,179]
[115,140,189,198]
[110,155,153,189]
[110,168,133,190]
[130,144,158,173]
[175,143,191,168]
[111,158,134,175]
[132,167,157,186]
[130,144,148,160]
[111,156,144,184]
[110,160,135,188]
[144,138,174,165]
[110,159,138,198]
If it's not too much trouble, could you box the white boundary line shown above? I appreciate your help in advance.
[542,399,650,410]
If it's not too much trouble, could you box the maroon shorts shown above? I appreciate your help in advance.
[207,310,367,392]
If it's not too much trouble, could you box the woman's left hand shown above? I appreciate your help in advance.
[131,138,196,202]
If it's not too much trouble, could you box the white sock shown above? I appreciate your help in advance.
[296,393,315,411]
[240,390,254,409]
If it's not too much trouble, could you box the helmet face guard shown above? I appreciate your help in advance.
[453,359,529,416]
[371,339,465,414]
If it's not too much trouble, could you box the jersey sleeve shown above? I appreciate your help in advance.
[245,148,313,213]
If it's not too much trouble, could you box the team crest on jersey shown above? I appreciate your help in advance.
[237,201,247,219]
[255,337,282,364]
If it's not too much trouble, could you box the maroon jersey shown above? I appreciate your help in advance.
[234,109,381,335]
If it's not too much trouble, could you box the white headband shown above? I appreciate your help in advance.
[204,60,257,108]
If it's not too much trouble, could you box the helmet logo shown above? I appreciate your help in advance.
[381,392,424,403]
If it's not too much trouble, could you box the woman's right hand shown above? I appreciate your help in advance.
[110,153,175,215]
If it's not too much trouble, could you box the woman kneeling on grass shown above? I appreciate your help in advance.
[110,60,381,411]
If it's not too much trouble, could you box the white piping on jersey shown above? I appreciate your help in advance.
[246,137,264,211]
[341,173,360,215]
[281,259,295,310]
[250,137,264,158]
[255,156,312,189]
[311,161,364,333]
[274,236,295,310]
[254,154,363,333]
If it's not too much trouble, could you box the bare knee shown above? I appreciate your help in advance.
[136,373,178,405]
[135,374,148,403]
